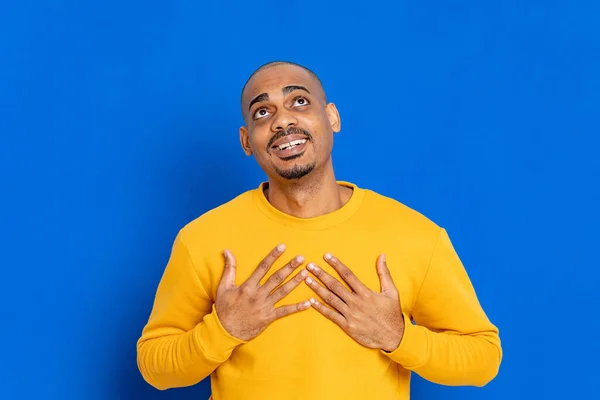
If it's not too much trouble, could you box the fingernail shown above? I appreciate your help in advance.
[307,263,314,270]
[324,253,332,260]
[310,298,316,304]
[277,244,286,251]
[304,301,311,307]
[300,269,308,277]
[306,277,313,284]
[296,255,305,263]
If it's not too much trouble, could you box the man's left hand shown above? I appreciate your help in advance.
[304,253,405,353]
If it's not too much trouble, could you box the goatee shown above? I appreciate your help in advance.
[274,161,316,180]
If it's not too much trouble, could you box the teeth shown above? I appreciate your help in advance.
[276,139,307,151]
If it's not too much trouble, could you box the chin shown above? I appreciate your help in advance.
[274,161,316,181]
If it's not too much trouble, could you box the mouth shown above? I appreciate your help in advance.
[271,137,308,160]
[274,138,307,151]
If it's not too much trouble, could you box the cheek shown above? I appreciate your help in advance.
[317,112,335,132]
[307,117,334,143]
[249,128,269,151]
[250,135,278,163]
[301,115,327,136]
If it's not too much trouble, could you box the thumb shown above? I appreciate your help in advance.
[218,249,237,292]
[377,254,397,296]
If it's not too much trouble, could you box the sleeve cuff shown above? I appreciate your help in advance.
[193,304,247,362]
[382,312,430,369]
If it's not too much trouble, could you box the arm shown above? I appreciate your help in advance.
[383,228,502,387]
[136,230,246,390]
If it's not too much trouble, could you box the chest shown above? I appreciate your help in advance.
[205,225,429,316]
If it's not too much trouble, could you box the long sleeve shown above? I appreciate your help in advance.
[136,230,246,390]
[383,228,502,386]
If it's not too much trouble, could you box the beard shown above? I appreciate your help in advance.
[267,126,316,180]
[274,160,316,180]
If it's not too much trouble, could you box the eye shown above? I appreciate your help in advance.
[253,107,270,120]
[293,96,310,107]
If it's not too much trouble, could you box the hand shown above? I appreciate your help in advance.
[215,244,311,341]
[304,253,404,352]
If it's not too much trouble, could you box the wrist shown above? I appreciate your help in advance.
[382,315,405,352]
[382,330,403,353]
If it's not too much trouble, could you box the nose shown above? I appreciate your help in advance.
[271,110,298,132]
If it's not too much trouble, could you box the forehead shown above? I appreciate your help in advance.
[242,64,322,108]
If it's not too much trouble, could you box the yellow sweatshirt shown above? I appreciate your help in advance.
[137,181,502,399]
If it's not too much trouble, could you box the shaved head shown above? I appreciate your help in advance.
[240,61,326,116]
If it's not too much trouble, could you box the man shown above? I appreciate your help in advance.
[136,61,502,399]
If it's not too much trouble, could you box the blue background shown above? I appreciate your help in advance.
[1,1,598,399]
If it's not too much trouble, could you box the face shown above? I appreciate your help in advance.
[239,64,341,182]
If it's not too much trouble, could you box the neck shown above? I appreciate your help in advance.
[264,164,352,219]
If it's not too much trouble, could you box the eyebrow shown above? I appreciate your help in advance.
[248,93,269,111]
[248,85,311,111]
[282,85,310,96]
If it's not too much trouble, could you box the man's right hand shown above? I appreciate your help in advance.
[215,244,310,341]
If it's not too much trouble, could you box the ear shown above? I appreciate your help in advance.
[239,126,253,156]
[326,103,341,133]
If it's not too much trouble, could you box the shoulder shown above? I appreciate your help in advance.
[359,186,442,239]
[177,187,256,243]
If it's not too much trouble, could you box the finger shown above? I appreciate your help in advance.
[261,255,305,294]
[218,249,237,292]
[309,298,347,328]
[268,268,308,305]
[377,254,398,296]
[304,275,349,314]
[272,299,312,321]
[323,253,369,296]
[306,262,354,304]
[245,244,286,287]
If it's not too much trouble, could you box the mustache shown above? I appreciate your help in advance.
[267,127,313,150]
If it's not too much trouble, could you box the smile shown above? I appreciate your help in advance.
[275,139,307,151]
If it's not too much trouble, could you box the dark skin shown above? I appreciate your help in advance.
[216,64,404,351]
[239,64,350,218]
[305,253,404,352]
[216,244,311,341]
